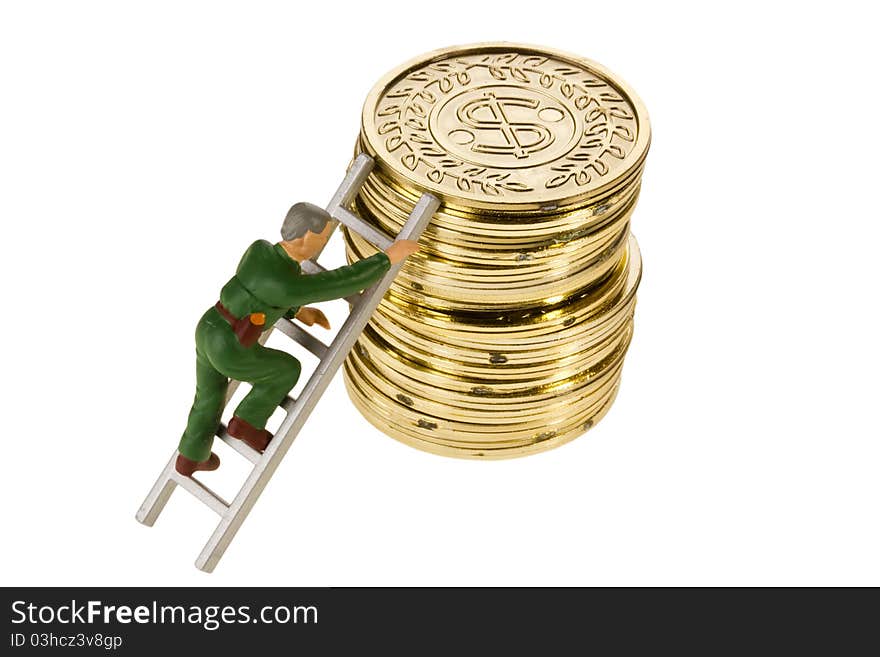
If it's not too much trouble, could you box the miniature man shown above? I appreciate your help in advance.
[175,202,419,476]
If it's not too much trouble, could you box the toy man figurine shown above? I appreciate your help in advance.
[175,202,419,476]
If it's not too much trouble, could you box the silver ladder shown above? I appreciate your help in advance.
[135,154,439,572]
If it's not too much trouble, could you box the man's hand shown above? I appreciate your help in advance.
[295,306,331,330]
[384,239,420,265]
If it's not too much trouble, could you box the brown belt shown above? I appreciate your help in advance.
[215,302,266,348]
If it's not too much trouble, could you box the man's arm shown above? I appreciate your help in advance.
[292,239,420,304]
[291,252,392,305]
[269,239,418,308]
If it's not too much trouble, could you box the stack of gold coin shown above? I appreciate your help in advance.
[342,43,650,458]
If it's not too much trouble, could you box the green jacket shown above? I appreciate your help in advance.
[218,240,390,328]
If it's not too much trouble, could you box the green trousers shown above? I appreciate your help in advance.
[178,308,302,462]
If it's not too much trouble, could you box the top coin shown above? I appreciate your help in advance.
[361,43,650,212]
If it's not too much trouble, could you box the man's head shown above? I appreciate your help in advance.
[280,202,334,262]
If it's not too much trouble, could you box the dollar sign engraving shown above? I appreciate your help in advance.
[455,92,556,159]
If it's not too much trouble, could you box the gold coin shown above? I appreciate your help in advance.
[360,43,650,212]
[363,236,640,342]
[346,370,624,429]
[344,371,621,458]
[366,300,635,368]
[354,317,632,390]
[342,46,649,459]
[345,355,624,435]
[354,153,645,233]
[345,355,627,422]
[348,331,631,402]
[345,226,630,310]
[344,367,624,434]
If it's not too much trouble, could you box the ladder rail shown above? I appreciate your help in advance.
[135,153,439,573]
[195,192,438,572]
[326,154,374,214]
[136,454,178,527]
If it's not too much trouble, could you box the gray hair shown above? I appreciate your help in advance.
[281,202,331,240]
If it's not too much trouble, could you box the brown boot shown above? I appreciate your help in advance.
[175,452,220,477]
[227,416,273,452]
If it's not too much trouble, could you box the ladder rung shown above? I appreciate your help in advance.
[171,471,230,516]
[274,318,329,359]
[281,395,296,414]
[216,424,261,464]
[332,206,393,250]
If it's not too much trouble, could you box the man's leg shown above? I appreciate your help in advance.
[178,350,229,463]
[210,342,301,451]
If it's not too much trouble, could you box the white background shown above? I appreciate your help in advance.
[1,1,877,586]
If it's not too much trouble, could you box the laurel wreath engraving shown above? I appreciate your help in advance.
[373,53,638,197]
